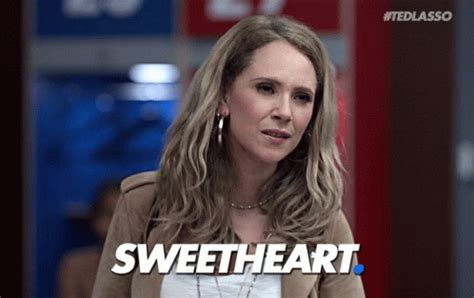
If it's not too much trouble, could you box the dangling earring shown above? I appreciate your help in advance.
[217,113,224,146]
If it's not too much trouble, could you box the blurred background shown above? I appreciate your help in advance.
[4,0,473,297]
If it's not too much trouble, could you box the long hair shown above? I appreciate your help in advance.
[151,15,343,248]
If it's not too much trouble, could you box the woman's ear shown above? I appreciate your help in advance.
[217,98,230,117]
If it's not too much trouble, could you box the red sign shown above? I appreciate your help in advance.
[183,0,339,37]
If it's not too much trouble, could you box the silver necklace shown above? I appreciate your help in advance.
[196,265,258,298]
[230,198,270,210]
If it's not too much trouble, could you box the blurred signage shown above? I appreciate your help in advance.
[62,0,144,18]
[36,0,173,36]
[184,0,339,37]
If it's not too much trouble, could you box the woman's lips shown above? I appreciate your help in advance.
[262,129,291,138]
[262,129,291,143]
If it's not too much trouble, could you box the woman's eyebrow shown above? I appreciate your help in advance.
[251,77,315,96]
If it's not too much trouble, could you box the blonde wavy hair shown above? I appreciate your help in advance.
[151,15,343,248]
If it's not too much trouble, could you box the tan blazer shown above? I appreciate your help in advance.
[92,171,365,298]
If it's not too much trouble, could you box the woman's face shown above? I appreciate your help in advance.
[220,40,316,166]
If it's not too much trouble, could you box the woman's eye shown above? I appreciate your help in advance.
[256,83,275,94]
[294,93,312,102]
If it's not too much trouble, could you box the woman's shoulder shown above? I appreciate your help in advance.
[326,209,355,244]
[121,170,157,193]
[119,171,158,215]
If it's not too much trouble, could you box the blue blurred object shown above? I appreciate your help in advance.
[36,0,173,36]
[33,74,177,297]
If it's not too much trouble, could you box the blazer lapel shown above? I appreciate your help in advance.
[149,226,165,297]
[281,270,318,298]
[265,235,318,298]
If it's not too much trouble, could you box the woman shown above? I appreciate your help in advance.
[93,15,364,297]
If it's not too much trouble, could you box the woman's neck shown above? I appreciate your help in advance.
[231,156,277,206]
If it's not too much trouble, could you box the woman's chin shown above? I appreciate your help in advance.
[254,151,290,165]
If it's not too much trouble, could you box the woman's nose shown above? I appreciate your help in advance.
[271,96,292,122]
